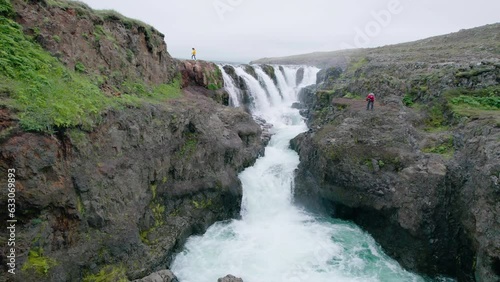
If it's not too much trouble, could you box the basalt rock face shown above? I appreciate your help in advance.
[292,92,500,282]
[290,24,500,282]
[0,1,264,281]
[12,0,178,92]
[0,94,263,282]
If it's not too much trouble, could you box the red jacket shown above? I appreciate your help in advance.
[366,93,375,102]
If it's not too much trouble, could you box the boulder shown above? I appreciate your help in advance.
[133,270,178,282]
[217,274,243,282]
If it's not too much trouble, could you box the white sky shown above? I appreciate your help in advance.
[79,0,500,63]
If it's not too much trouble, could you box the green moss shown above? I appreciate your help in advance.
[151,203,165,227]
[126,49,134,63]
[22,248,57,275]
[378,160,385,168]
[150,184,157,199]
[402,94,414,107]
[208,83,218,90]
[94,25,115,42]
[30,218,43,225]
[76,195,85,216]
[347,57,368,74]
[423,137,454,157]
[455,68,492,78]
[425,103,448,129]
[178,134,198,157]
[83,265,128,282]
[192,199,212,209]
[343,92,362,99]
[162,176,167,184]
[364,159,374,170]
[140,229,151,244]
[52,35,61,43]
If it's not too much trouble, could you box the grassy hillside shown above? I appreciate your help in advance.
[251,23,500,69]
[0,0,180,133]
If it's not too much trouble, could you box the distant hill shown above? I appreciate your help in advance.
[251,23,500,69]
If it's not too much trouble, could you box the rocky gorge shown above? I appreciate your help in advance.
[1,0,499,281]
[256,24,500,282]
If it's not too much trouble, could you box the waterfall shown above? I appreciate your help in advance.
[218,65,241,107]
[171,65,437,282]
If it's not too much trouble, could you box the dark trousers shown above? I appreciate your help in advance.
[366,100,374,110]
[191,55,196,60]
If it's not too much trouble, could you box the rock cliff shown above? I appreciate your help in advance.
[286,24,500,282]
[0,0,264,281]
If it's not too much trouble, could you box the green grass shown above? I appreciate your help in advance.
[94,9,150,30]
[0,15,181,133]
[450,95,500,110]
[443,87,500,122]
[422,137,454,157]
[447,86,500,110]
[0,0,13,17]
[346,57,368,74]
[343,92,362,99]
[402,94,414,107]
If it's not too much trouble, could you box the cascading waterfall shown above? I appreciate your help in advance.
[171,65,439,282]
[218,65,241,107]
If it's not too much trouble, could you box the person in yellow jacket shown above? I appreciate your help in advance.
[191,48,196,60]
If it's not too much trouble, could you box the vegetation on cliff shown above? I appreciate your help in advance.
[0,0,181,133]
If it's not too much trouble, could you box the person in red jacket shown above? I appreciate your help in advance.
[366,93,375,111]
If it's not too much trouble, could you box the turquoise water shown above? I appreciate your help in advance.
[171,65,454,282]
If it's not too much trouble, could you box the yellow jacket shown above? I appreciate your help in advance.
[192,49,196,55]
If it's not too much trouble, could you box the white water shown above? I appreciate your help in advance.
[218,65,241,107]
[171,65,429,282]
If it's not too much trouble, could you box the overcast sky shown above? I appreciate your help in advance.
[79,0,500,63]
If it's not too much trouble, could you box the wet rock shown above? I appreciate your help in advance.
[261,64,277,85]
[133,270,178,282]
[217,274,243,282]
[296,67,305,85]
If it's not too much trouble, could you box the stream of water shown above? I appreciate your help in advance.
[171,65,447,282]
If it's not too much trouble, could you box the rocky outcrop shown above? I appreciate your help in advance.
[296,67,305,85]
[178,60,229,105]
[12,0,178,92]
[218,274,244,282]
[133,270,178,282]
[0,93,264,282]
[291,53,500,281]
[0,1,265,281]
[243,65,258,80]
[179,60,224,90]
[261,64,277,85]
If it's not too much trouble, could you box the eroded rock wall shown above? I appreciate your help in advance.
[292,60,500,281]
